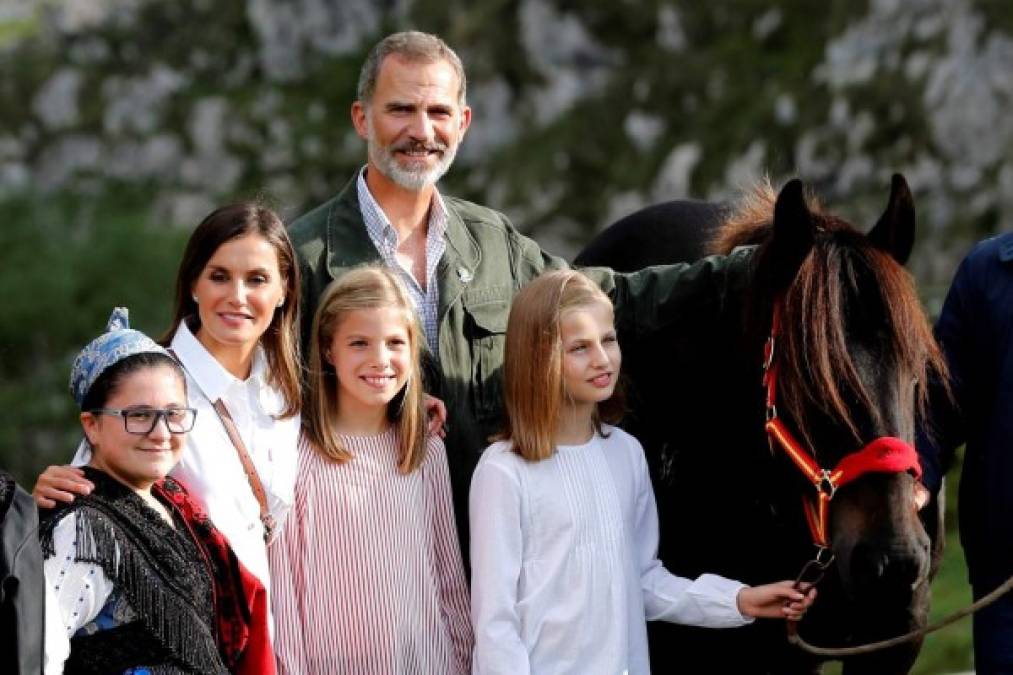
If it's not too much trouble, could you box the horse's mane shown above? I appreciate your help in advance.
[709,181,947,453]
[706,178,824,256]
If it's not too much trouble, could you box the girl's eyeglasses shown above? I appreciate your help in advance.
[89,407,197,435]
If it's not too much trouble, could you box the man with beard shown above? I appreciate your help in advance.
[288,31,753,550]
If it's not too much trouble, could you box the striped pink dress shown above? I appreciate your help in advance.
[268,429,472,674]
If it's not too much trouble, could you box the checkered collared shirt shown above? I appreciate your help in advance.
[357,167,448,358]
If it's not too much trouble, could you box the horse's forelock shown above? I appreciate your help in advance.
[778,236,946,458]
[781,244,880,453]
[709,180,945,457]
[868,247,949,421]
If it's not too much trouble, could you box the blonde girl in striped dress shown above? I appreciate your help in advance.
[268,264,472,674]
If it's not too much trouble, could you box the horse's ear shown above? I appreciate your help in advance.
[767,178,816,292]
[868,173,915,265]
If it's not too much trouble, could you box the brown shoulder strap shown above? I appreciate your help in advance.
[166,348,275,542]
[211,400,275,542]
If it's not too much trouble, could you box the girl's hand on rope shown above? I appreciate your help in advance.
[913,481,930,511]
[32,464,93,509]
[737,581,816,621]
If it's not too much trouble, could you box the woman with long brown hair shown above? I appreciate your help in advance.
[35,202,302,603]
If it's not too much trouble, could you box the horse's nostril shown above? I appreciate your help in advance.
[850,543,924,590]
[851,544,889,583]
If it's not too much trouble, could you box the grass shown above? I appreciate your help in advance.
[911,531,974,674]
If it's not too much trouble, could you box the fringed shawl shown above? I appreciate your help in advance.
[40,468,228,675]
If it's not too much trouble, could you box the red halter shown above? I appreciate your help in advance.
[762,299,922,551]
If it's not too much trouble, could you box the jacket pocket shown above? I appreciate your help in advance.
[462,291,511,428]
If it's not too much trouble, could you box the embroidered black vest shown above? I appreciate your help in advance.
[39,468,227,674]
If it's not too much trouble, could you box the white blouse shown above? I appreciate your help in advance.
[469,426,751,675]
[73,320,300,593]
[43,513,114,675]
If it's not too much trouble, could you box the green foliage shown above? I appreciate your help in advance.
[0,187,189,485]
[0,15,38,47]
[457,0,870,237]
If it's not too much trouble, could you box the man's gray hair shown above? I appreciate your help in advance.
[357,31,467,107]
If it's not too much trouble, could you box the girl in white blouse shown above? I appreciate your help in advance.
[469,270,814,675]
[268,265,472,674]
[35,203,303,599]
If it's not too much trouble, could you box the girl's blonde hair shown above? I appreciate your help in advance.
[304,264,428,473]
[500,270,624,461]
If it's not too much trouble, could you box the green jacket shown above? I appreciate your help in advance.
[288,174,754,540]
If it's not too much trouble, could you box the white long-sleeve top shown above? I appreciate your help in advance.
[73,320,300,594]
[469,426,751,675]
[42,513,115,675]
[269,431,473,674]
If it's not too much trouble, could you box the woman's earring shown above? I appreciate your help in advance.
[192,294,198,304]
[277,297,285,308]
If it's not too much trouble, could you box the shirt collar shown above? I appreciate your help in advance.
[170,319,268,403]
[356,165,449,251]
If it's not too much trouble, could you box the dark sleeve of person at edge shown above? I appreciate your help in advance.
[915,243,984,494]
[1,469,45,675]
[915,235,1013,588]
[916,235,1013,675]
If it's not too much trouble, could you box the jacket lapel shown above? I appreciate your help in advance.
[325,175,379,275]
[438,200,482,322]
[324,177,481,321]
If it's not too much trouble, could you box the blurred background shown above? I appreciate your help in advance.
[3,1,1005,670]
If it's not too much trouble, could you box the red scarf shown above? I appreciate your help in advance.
[156,478,275,675]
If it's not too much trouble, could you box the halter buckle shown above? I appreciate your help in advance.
[817,470,837,499]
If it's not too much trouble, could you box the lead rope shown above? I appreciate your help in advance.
[788,573,1013,656]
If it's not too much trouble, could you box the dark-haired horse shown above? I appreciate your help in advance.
[576,176,945,674]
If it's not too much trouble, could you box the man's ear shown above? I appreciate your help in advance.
[458,105,472,138]
[351,101,369,140]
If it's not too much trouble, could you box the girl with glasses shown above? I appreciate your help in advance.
[41,309,272,674]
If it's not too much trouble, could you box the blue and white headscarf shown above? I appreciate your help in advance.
[69,307,169,409]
